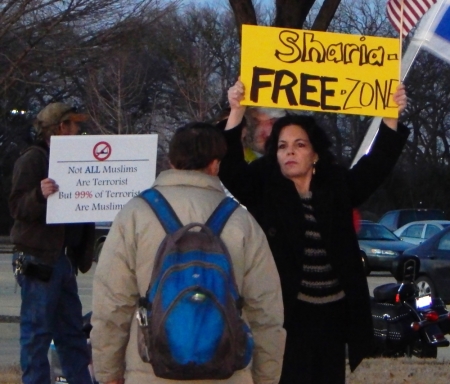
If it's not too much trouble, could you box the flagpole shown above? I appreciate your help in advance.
[350,0,445,168]
[399,0,405,79]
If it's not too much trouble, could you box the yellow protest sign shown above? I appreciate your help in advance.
[241,25,400,118]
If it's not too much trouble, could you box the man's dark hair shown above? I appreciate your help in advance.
[169,122,227,170]
[265,114,335,166]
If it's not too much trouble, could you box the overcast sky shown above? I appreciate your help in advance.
[182,0,273,11]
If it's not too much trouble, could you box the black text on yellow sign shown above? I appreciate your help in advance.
[241,25,400,118]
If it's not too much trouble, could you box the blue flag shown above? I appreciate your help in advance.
[423,1,450,64]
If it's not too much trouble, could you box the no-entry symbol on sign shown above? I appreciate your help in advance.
[93,141,112,161]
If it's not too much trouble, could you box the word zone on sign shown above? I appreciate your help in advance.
[241,25,400,118]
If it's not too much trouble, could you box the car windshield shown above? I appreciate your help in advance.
[358,224,399,241]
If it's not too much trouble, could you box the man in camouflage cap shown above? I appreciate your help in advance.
[10,102,94,384]
[35,102,88,140]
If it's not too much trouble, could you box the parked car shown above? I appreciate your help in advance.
[93,222,111,262]
[394,220,450,245]
[379,209,445,232]
[399,226,450,303]
[357,221,413,276]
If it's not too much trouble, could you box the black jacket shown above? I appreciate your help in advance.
[9,140,95,272]
[219,121,409,371]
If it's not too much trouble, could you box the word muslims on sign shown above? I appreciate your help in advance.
[240,25,400,118]
[47,134,158,223]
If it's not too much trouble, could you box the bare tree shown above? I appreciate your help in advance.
[0,0,179,232]
[86,53,147,135]
[2,0,450,223]
[154,6,240,122]
[329,0,392,36]
[403,51,450,166]
[0,0,177,108]
[228,0,343,39]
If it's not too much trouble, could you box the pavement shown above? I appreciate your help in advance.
[0,245,96,367]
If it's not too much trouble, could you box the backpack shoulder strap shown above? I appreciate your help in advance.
[139,188,183,234]
[205,197,239,236]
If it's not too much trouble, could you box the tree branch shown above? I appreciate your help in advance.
[228,0,257,40]
[312,0,342,31]
[274,0,315,29]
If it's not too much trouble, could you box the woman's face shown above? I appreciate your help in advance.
[277,124,318,181]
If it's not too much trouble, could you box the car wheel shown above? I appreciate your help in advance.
[94,241,104,263]
[361,252,370,276]
[415,276,436,298]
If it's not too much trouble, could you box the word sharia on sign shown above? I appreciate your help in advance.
[47,134,158,223]
[241,25,400,118]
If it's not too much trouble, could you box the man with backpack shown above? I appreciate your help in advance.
[91,122,285,384]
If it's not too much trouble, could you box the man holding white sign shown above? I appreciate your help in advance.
[9,103,94,384]
[46,133,157,224]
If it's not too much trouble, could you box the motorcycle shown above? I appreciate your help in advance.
[370,256,450,358]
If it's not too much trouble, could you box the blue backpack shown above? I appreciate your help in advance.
[136,188,254,380]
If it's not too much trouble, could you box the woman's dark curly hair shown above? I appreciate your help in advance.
[265,114,335,167]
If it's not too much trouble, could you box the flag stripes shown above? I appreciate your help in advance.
[387,0,437,37]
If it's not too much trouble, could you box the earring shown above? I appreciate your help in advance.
[312,160,317,175]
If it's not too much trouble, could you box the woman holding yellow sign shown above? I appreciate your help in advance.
[219,79,408,383]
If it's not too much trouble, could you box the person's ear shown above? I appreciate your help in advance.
[213,159,221,175]
[205,159,220,176]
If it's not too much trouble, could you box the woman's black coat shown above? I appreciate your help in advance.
[219,121,409,371]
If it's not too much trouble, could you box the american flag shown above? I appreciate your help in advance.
[387,0,438,37]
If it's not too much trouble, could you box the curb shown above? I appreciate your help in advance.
[0,315,20,323]
[0,245,14,254]
[0,237,13,253]
[0,236,13,254]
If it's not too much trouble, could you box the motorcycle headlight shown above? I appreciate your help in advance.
[370,249,398,256]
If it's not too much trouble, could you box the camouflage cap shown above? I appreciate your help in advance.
[35,102,88,128]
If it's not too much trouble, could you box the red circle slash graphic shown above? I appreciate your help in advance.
[93,141,112,161]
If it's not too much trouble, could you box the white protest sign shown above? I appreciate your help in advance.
[47,134,158,223]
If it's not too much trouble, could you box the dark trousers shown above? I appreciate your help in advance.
[15,251,92,384]
[280,299,347,384]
